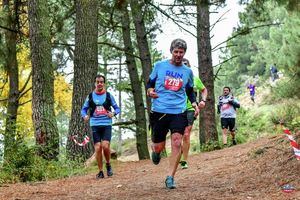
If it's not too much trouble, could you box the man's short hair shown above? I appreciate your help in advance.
[94,74,106,83]
[170,38,187,53]
[223,86,231,92]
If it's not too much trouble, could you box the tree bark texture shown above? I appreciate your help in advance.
[28,0,59,159]
[67,0,98,161]
[129,0,152,117]
[117,56,122,153]
[118,1,150,160]
[3,0,19,160]
[197,0,218,144]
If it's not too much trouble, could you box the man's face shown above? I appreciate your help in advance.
[171,48,185,66]
[223,88,230,96]
[95,77,105,91]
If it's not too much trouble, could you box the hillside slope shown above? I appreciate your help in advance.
[0,134,299,200]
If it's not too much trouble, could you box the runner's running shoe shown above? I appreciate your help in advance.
[232,139,237,145]
[165,176,176,189]
[151,151,161,165]
[96,171,104,179]
[106,163,113,177]
[180,160,188,169]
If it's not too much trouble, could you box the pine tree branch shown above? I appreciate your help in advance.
[161,2,198,32]
[214,55,239,80]
[0,24,18,33]
[0,98,8,102]
[159,3,196,7]
[212,44,237,52]
[52,41,140,59]
[98,41,125,52]
[52,42,74,47]
[0,76,8,97]
[148,2,196,38]
[19,71,32,94]
[112,119,137,126]
[0,24,27,36]
[212,22,283,51]
[0,77,8,91]
[213,55,238,68]
[210,9,230,32]
[98,42,141,59]
[99,62,127,66]
[119,126,136,132]
[19,99,32,106]
[18,87,32,100]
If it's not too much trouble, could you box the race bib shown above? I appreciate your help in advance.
[221,104,230,111]
[164,76,183,91]
[94,106,107,116]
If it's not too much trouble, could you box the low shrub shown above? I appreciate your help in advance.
[0,142,87,183]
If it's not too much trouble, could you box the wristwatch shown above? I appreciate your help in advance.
[201,99,206,102]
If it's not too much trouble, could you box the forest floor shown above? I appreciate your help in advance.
[0,134,299,200]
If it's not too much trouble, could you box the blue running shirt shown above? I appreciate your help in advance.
[149,59,194,114]
[81,92,121,126]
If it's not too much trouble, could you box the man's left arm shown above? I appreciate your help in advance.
[186,72,199,116]
[186,72,196,104]
[198,88,207,109]
[229,97,240,109]
[194,77,207,109]
[108,94,121,118]
[186,85,196,105]
[234,99,240,108]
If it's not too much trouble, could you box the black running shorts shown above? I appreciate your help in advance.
[91,125,112,143]
[220,118,235,132]
[150,111,188,143]
[186,110,196,126]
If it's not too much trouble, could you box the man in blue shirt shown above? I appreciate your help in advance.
[147,39,199,189]
[81,75,120,179]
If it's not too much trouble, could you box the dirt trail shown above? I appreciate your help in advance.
[0,136,299,200]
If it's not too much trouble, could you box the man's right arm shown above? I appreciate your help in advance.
[217,96,222,114]
[146,63,158,98]
[81,96,90,121]
[217,105,221,114]
[146,78,159,98]
[146,78,156,91]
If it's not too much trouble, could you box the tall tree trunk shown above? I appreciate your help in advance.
[118,0,149,160]
[129,0,152,116]
[117,56,122,153]
[197,0,218,144]
[28,0,59,160]
[67,0,98,161]
[3,0,19,160]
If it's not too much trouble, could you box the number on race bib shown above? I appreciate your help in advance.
[164,76,183,91]
[94,106,108,116]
